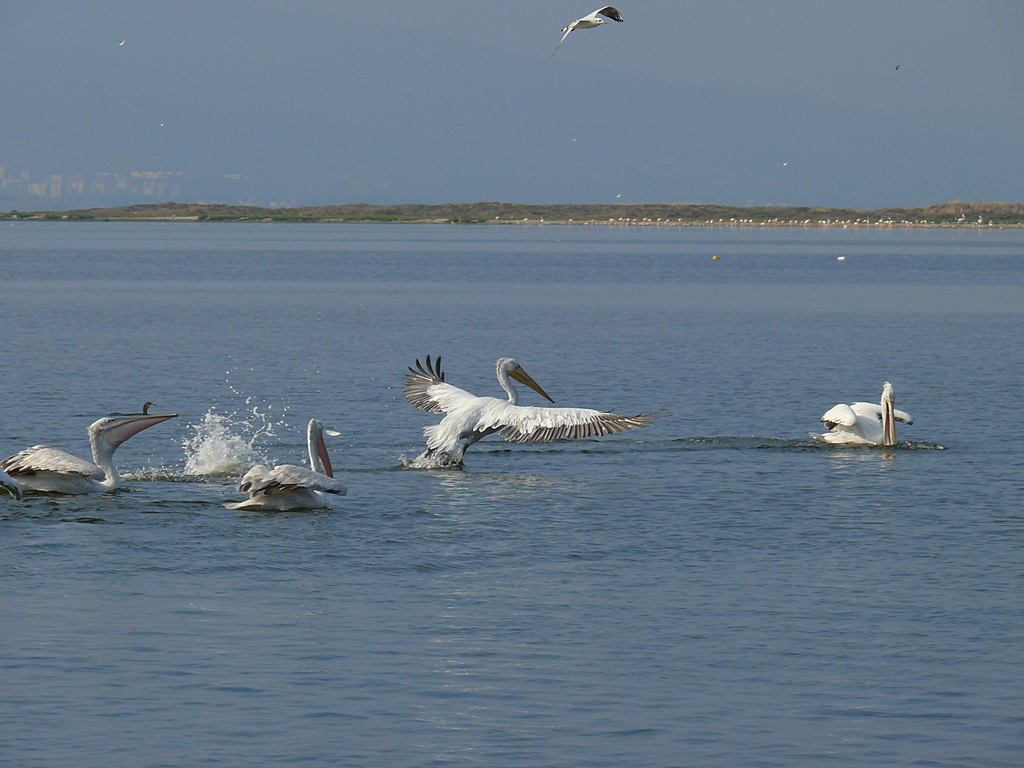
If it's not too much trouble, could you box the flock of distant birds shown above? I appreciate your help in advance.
[2,355,913,509]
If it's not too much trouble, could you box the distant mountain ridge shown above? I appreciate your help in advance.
[5,200,1023,225]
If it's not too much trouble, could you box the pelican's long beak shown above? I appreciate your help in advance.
[509,365,555,403]
[103,413,178,447]
[881,383,896,447]
[881,402,896,446]
[315,431,334,478]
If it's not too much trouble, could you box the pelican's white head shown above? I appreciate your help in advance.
[82,410,177,488]
[496,358,555,404]
[1,468,21,500]
[91,411,178,447]
[307,418,340,477]
[88,411,178,463]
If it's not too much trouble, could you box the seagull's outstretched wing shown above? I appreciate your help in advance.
[404,355,478,415]
[1,446,103,480]
[595,6,625,22]
[553,21,580,55]
[237,464,346,495]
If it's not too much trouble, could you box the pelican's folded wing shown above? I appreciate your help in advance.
[238,464,346,495]
[404,355,476,414]
[236,464,272,492]
[1,445,104,480]
[820,404,858,427]
[498,406,658,443]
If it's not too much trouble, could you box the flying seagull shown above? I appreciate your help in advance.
[554,6,624,55]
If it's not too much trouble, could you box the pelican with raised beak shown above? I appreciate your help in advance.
[228,419,347,510]
[819,382,913,446]
[1,409,178,494]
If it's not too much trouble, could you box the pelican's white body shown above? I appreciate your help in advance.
[1,412,178,494]
[228,419,346,511]
[820,382,913,446]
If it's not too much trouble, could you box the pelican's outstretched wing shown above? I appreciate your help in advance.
[404,355,478,414]
[595,6,624,22]
[237,464,346,495]
[1,469,21,500]
[498,405,658,443]
[1,445,104,480]
[828,401,913,426]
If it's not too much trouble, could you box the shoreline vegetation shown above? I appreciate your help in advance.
[2,200,1023,227]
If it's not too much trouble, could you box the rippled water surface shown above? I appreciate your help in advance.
[2,223,1022,767]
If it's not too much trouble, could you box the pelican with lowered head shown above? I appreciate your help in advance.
[404,355,658,467]
[1,407,178,494]
[819,381,913,446]
[1,467,21,500]
[227,419,347,511]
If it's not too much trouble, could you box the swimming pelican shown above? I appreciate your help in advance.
[404,355,657,466]
[227,419,347,510]
[554,6,624,55]
[1,467,21,500]
[1,410,178,494]
[819,382,913,446]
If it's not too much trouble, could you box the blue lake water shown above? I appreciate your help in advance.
[1,222,1022,767]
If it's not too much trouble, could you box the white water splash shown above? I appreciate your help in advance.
[183,410,274,476]
[401,450,463,470]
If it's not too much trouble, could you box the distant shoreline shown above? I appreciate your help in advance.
[3,200,1023,227]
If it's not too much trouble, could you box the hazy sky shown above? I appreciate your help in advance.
[2,0,1022,207]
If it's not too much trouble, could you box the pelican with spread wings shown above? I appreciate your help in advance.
[819,382,914,446]
[227,419,347,510]
[554,6,624,55]
[404,355,657,466]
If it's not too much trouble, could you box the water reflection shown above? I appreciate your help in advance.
[426,470,577,510]
[823,448,899,472]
